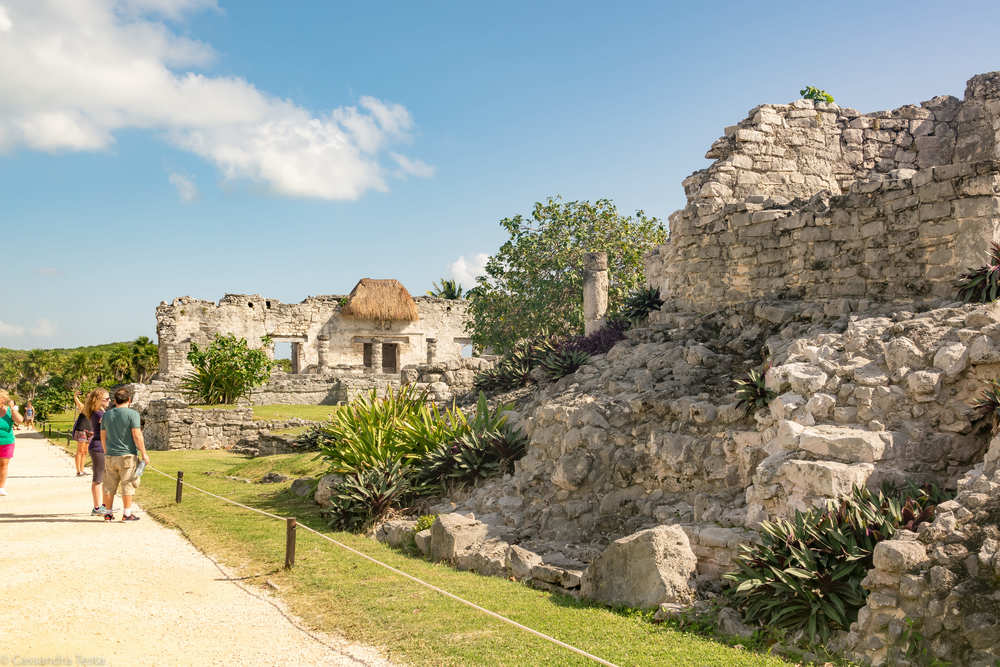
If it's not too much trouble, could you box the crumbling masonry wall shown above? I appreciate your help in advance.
[155,294,470,379]
[645,72,1000,311]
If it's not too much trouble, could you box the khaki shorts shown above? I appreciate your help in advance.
[104,455,140,496]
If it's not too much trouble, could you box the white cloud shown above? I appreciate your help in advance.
[0,318,55,337]
[449,253,489,288]
[0,320,24,336]
[391,152,435,178]
[0,1,432,200]
[36,266,61,276]
[168,171,198,201]
[31,318,56,337]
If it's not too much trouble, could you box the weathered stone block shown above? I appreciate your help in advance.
[873,540,929,573]
[798,425,886,463]
[430,513,488,563]
[580,525,696,609]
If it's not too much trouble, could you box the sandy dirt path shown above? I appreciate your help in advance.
[0,429,393,666]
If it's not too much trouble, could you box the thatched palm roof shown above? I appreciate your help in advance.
[341,279,419,321]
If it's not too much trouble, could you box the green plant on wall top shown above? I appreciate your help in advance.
[800,86,834,103]
[957,240,1000,302]
[180,334,274,405]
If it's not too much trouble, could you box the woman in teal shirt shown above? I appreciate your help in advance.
[0,389,25,496]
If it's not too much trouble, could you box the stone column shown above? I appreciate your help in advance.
[583,252,609,336]
[317,335,330,371]
[370,338,383,374]
[426,338,437,364]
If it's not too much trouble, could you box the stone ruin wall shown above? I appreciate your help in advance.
[156,293,471,379]
[405,73,1000,665]
[142,400,309,451]
[645,72,1000,312]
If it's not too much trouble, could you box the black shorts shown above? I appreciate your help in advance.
[90,450,105,484]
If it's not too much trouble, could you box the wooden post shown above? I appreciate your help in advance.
[285,518,297,569]
[175,471,184,503]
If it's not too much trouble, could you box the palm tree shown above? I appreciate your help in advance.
[108,345,133,383]
[131,336,159,383]
[427,278,464,299]
[19,349,52,400]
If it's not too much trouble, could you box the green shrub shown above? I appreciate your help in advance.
[317,385,469,475]
[957,241,1000,302]
[412,393,524,491]
[620,286,664,324]
[180,334,274,405]
[414,514,437,532]
[725,485,939,643]
[540,348,590,380]
[800,85,834,103]
[325,459,413,531]
[734,362,776,416]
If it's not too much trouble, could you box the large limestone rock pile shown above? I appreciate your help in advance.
[437,299,999,593]
[846,450,1000,666]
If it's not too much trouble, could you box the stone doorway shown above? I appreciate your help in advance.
[270,335,307,374]
[382,343,398,373]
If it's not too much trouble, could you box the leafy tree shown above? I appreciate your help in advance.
[180,334,274,405]
[18,349,53,400]
[131,336,159,382]
[468,197,666,354]
[427,278,464,299]
[108,345,133,383]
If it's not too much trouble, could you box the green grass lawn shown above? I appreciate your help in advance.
[60,445,790,667]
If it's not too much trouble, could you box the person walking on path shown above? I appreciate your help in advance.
[100,386,149,521]
[80,388,110,514]
[0,389,25,495]
[23,399,34,428]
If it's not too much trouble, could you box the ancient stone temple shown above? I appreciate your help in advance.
[407,72,1000,666]
[155,278,471,379]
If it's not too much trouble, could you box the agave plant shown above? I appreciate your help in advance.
[734,362,776,416]
[325,459,413,531]
[957,241,1000,302]
[540,348,590,380]
[725,485,941,643]
[621,286,665,323]
[969,378,1000,434]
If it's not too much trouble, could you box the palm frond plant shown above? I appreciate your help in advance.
[427,278,464,299]
[621,286,664,324]
[969,378,1000,434]
[957,241,1000,302]
[317,384,428,474]
[734,362,776,416]
[540,348,590,380]
[325,459,413,531]
[725,485,940,644]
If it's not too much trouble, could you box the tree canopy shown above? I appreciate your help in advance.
[468,197,666,354]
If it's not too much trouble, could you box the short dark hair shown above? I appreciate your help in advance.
[114,387,133,405]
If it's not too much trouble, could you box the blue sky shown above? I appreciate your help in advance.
[5,0,1000,349]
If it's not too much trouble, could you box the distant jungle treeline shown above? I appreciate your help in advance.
[0,337,158,419]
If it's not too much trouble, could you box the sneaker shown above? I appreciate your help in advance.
[122,514,140,522]
[103,512,115,521]
[91,506,106,515]
[0,488,6,496]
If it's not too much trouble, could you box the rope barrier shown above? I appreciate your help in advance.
[148,464,619,667]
